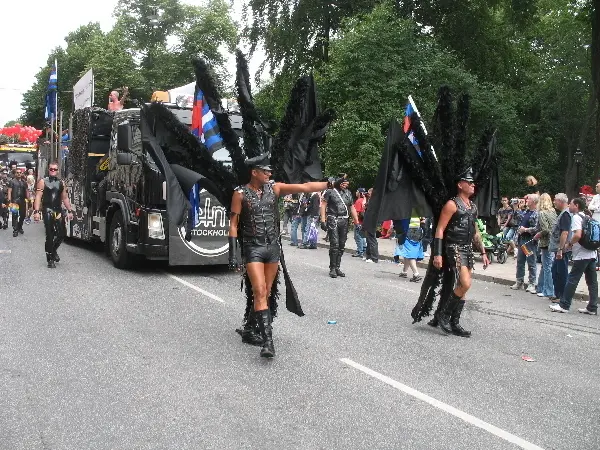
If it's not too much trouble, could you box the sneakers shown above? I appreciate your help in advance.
[537,293,546,297]
[526,285,537,294]
[578,308,598,315]
[549,304,569,313]
[399,272,408,278]
[510,282,524,290]
[365,259,374,264]
[410,275,423,282]
[351,252,363,258]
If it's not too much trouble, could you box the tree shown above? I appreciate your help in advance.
[242,0,377,75]
[20,0,237,128]
[314,3,523,191]
[3,120,19,127]
[114,0,238,89]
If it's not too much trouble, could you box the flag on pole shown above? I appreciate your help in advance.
[403,102,418,147]
[191,88,223,154]
[45,59,58,121]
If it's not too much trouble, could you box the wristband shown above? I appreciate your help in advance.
[432,238,443,257]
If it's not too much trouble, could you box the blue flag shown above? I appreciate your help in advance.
[45,60,57,121]
[191,88,223,154]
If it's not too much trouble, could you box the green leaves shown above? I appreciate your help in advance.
[20,0,237,128]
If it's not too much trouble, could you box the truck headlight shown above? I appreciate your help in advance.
[148,213,165,240]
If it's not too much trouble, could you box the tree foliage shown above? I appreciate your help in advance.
[252,0,597,197]
[20,0,237,129]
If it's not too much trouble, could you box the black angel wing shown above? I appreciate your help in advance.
[271,73,333,184]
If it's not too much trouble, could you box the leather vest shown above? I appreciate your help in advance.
[42,177,64,211]
[240,182,278,245]
[326,189,352,217]
[445,197,478,245]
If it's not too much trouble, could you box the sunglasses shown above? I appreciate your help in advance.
[49,168,58,172]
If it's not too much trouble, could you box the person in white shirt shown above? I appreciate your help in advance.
[587,182,600,222]
[550,197,598,314]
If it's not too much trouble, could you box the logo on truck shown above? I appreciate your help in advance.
[178,189,229,256]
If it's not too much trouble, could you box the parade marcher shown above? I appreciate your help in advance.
[145,51,334,359]
[25,174,36,224]
[428,169,490,335]
[33,162,74,268]
[320,174,360,278]
[366,87,499,335]
[7,167,28,237]
[0,169,9,229]
[228,154,339,357]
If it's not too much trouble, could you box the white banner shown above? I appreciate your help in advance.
[73,68,94,110]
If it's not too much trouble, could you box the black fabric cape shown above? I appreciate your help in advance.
[363,120,432,234]
[140,108,193,239]
[474,133,500,219]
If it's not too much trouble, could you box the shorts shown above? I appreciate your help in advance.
[445,244,475,271]
[244,243,281,264]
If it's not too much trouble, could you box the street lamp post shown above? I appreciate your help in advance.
[574,149,583,194]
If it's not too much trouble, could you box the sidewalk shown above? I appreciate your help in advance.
[282,226,592,301]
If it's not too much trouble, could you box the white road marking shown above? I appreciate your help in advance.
[165,273,226,303]
[340,358,545,450]
[0,250,11,254]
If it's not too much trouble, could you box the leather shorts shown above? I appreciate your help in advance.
[445,244,475,270]
[244,243,281,264]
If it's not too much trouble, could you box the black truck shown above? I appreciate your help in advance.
[64,105,241,268]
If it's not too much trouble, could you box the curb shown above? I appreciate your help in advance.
[281,234,589,301]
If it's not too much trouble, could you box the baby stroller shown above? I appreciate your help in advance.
[476,219,508,264]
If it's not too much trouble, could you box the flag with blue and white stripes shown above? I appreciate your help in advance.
[191,88,223,154]
[45,60,58,121]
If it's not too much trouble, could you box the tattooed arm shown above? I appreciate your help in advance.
[473,225,490,269]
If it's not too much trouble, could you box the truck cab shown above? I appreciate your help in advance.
[65,104,241,269]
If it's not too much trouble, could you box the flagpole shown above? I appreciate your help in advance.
[408,95,437,160]
[54,59,59,162]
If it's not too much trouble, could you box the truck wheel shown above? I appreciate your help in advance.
[109,210,135,269]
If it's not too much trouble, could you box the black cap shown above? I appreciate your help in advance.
[458,167,474,182]
[245,153,272,171]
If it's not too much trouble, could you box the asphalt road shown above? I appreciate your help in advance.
[1,224,599,450]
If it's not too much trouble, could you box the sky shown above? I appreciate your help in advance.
[0,0,259,128]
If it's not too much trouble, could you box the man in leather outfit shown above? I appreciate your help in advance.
[7,168,28,237]
[33,162,74,268]
[228,154,339,358]
[0,169,9,229]
[429,168,490,337]
[320,175,360,278]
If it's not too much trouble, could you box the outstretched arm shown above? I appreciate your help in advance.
[275,181,328,197]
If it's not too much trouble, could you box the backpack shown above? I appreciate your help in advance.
[579,214,600,250]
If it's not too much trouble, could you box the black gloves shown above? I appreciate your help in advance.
[320,221,328,232]
[228,236,240,271]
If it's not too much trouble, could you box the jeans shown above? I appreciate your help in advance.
[552,251,570,299]
[290,216,306,246]
[354,226,366,255]
[365,231,379,262]
[282,209,293,232]
[11,200,26,231]
[516,240,537,285]
[302,216,318,246]
[559,258,598,312]
[536,248,555,297]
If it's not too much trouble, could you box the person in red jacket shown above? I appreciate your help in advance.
[352,188,367,257]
